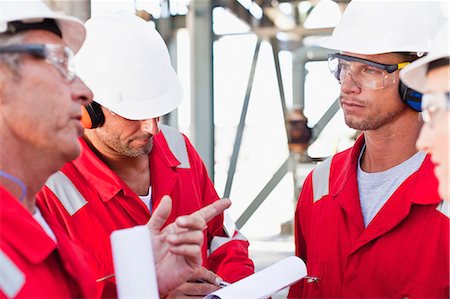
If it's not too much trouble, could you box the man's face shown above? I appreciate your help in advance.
[93,108,160,158]
[416,65,450,200]
[339,52,408,131]
[0,30,92,163]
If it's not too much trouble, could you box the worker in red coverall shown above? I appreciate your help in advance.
[1,2,232,298]
[0,1,96,297]
[37,11,254,298]
[288,1,449,298]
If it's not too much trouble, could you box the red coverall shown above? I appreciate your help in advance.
[288,135,449,298]
[0,187,96,298]
[37,125,254,297]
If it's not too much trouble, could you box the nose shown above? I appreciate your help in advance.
[416,122,432,153]
[72,76,93,106]
[140,118,160,135]
[340,72,361,95]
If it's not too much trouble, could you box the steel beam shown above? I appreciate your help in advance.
[188,0,215,180]
[223,39,262,198]
[311,97,340,142]
[236,158,289,229]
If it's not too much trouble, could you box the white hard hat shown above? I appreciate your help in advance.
[75,11,182,120]
[400,20,450,93]
[321,0,446,55]
[0,0,86,53]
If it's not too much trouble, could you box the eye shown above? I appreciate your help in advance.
[425,104,441,120]
[362,66,382,75]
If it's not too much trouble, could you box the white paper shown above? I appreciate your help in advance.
[204,256,306,299]
[110,225,159,299]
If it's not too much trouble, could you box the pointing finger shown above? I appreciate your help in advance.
[191,198,231,224]
[147,195,172,232]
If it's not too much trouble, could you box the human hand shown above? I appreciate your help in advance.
[166,266,222,298]
[147,195,231,296]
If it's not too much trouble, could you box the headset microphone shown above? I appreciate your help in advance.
[81,101,105,129]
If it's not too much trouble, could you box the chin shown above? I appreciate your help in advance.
[434,166,448,200]
[438,178,449,201]
[63,142,82,162]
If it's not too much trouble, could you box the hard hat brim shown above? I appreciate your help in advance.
[321,37,430,56]
[0,1,86,53]
[53,15,86,54]
[400,52,449,94]
[25,13,86,53]
[95,77,183,120]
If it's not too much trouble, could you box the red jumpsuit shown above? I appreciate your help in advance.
[37,125,254,297]
[0,187,96,298]
[288,135,449,298]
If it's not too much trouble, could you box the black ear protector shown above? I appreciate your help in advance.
[81,101,105,129]
[399,81,423,112]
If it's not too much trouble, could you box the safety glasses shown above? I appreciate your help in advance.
[0,43,76,82]
[421,92,450,125]
[328,53,410,89]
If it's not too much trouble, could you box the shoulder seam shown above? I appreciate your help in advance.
[312,156,333,203]
[159,125,191,169]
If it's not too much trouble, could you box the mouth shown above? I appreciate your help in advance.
[133,136,153,144]
[341,99,365,107]
[340,98,366,112]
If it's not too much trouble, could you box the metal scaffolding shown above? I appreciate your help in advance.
[51,0,350,232]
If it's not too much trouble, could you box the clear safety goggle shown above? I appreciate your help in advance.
[0,43,76,82]
[421,92,450,125]
[328,53,410,89]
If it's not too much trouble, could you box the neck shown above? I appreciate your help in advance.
[83,133,151,195]
[361,111,422,173]
[0,133,62,213]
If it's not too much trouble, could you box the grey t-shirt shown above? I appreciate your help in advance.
[357,146,426,227]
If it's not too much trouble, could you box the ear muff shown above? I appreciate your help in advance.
[81,101,105,129]
[399,81,423,112]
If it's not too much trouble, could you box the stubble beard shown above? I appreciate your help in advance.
[122,138,154,158]
[101,131,154,158]
[344,104,408,131]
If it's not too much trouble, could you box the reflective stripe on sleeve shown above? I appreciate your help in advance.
[209,232,247,255]
[223,211,236,238]
[0,250,25,298]
[312,156,332,203]
[437,200,450,218]
[160,125,191,169]
[45,171,87,216]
